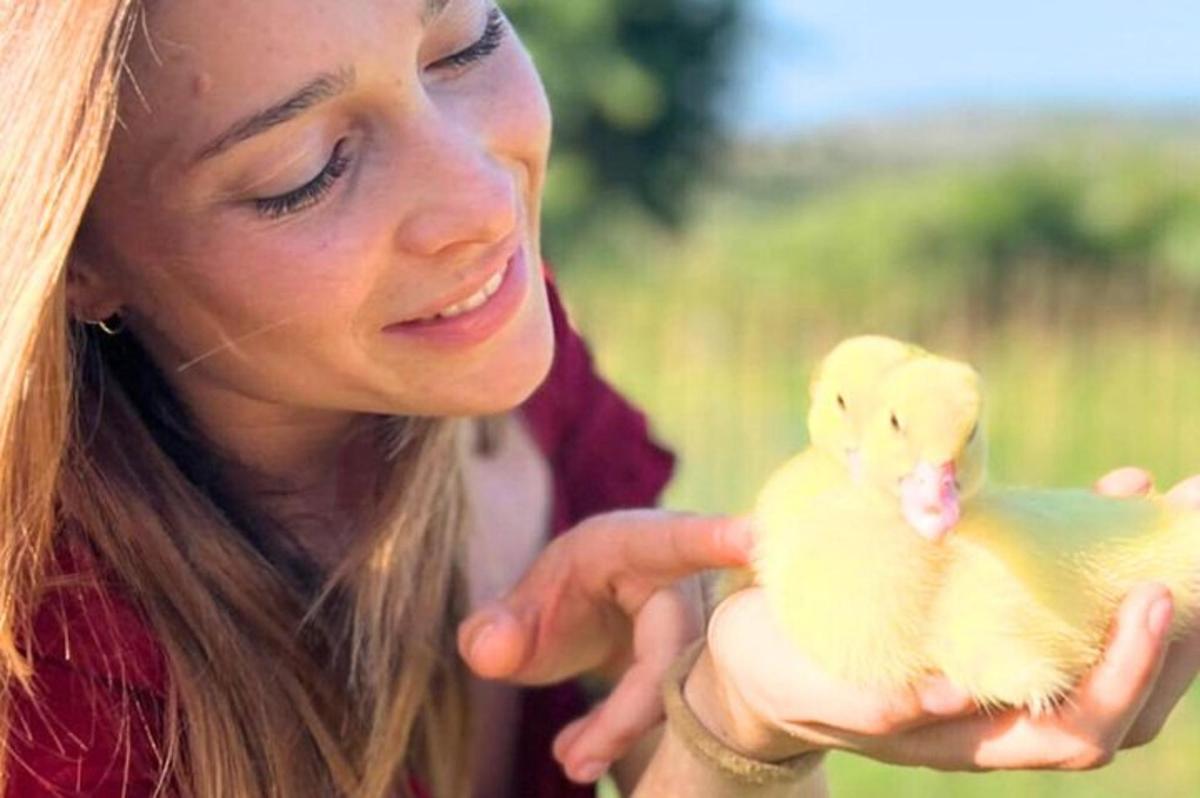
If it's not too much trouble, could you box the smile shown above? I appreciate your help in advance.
[422,265,507,321]
[381,244,530,349]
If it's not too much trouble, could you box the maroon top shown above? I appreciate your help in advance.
[5,270,677,797]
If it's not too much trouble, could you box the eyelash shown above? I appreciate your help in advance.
[440,7,507,69]
[255,138,353,219]
[253,7,508,220]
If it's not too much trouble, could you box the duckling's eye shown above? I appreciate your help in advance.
[836,394,846,411]
[890,413,902,433]
[968,423,979,443]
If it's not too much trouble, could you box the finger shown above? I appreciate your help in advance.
[456,604,537,680]
[862,707,1045,771]
[853,685,1144,771]
[913,674,978,718]
[489,511,750,645]
[461,512,746,688]
[1071,583,1173,724]
[863,685,1155,771]
[1165,475,1200,509]
[550,590,696,769]
[710,590,975,739]
[556,589,696,778]
[1122,625,1200,748]
[594,583,698,682]
[578,511,748,585]
[552,715,590,763]
[556,661,668,784]
[879,585,1177,771]
[795,677,978,742]
[1094,467,1154,497]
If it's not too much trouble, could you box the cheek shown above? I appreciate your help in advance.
[507,53,553,157]
[167,219,372,334]
[112,206,380,394]
[463,42,552,169]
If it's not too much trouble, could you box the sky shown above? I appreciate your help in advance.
[729,0,1200,135]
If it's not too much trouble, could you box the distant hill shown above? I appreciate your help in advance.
[725,106,1200,195]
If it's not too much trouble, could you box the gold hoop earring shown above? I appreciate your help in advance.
[85,314,125,335]
[99,315,125,335]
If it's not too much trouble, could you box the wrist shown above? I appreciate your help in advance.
[682,642,818,763]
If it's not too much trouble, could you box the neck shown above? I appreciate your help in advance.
[184,399,385,568]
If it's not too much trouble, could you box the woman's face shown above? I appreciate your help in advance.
[75,0,554,464]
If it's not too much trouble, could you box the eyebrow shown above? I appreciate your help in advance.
[190,0,452,164]
[423,0,452,24]
[192,66,357,163]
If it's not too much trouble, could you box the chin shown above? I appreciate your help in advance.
[440,284,555,416]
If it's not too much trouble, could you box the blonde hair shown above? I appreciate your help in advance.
[1,3,474,796]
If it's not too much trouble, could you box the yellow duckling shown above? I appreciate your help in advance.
[881,356,1200,714]
[760,335,928,511]
[752,338,941,690]
[757,345,1200,711]
[725,336,925,600]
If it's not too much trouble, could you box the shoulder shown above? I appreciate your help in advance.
[23,535,168,697]
[519,264,676,527]
[5,534,169,796]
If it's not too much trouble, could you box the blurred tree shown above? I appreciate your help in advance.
[925,153,1200,313]
[503,0,745,257]
[691,136,1200,325]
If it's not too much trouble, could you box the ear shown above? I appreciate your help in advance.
[65,234,123,323]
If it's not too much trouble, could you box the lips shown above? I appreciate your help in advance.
[381,243,530,349]
[397,239,522,325]
[419,266,507,322]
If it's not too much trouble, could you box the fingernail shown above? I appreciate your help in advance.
[571,760,607,784]
[1147,595,1174,638]
[469,624,499,663]
[462,608,507,659]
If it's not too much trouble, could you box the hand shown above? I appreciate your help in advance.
[1094,467,1200,750]
[680,466,1200,773]
[455,509,753,784]
[693,581,1173,772]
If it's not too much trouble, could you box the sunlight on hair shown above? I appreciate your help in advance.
[174,312,303,373]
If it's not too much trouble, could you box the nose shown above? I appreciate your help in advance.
[391,112,520,259]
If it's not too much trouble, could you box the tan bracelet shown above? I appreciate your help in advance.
[661,639,825,787]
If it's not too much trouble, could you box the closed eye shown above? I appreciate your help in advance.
[250,8,507,221]
[433,7,507,70]
[254,138,353,219]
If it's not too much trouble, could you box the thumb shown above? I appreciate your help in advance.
[457,604,538,680]
[1099,463,1152,494]
[1094,467,1154,497]
[460,510,754,685]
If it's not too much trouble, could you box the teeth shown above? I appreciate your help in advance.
[432,267,506,320]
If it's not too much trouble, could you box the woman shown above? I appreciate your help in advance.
[2,2,1197,796]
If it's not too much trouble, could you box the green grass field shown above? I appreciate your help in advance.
[558,155,1200,795]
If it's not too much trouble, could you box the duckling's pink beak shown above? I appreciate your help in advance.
[900,461,960,543]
